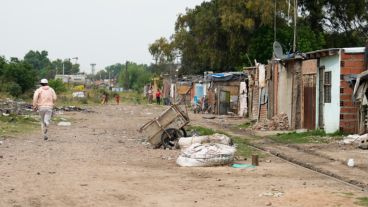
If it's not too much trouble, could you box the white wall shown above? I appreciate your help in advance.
[320,53,341,133]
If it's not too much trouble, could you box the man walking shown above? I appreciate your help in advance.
[33,79,57,140]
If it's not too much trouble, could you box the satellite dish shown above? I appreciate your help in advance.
[273,41,286,59]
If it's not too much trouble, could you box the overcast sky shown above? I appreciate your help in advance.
[0,0,206,73]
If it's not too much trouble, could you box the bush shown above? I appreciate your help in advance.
[49,79,67,94]
[5,82,22,97]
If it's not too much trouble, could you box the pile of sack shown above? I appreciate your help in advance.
[176,133,236,167]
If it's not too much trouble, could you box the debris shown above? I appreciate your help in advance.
[265,202,272,206]
[340,134,368,149]
[54,106,92,113]
[252,113,289,131]
[58,122,71,126]
[178,133,232,149]
[176,143,236,167]
[347,158,355,167]
[259,191,284,198]
[0,141,3,145]
[232,164,255,169]
[0,155,3,159]
[202,116,216,119]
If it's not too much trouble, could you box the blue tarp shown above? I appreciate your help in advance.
[207,72,247,82]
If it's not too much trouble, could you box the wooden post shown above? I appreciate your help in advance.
[252,154,259,166]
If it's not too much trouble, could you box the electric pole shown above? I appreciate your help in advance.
[124,61,129,90]
[90,63,96,81]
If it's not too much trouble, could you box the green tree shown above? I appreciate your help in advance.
[3,59,37,93]
[118,62,152,92]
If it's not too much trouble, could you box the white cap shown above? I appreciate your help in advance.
[40,79,48,84]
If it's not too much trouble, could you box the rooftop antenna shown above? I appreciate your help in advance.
[273,41,286,60]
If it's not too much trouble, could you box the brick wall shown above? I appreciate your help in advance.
[340,52,365,133]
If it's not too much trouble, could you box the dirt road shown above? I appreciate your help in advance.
[0,104,366,207]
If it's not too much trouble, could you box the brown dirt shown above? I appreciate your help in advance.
[0,104,366,207]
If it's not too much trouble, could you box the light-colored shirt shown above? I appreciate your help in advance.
[33,86,57,108]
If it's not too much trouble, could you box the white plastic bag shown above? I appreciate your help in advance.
[176,143,236,167]
[178,133,232,149]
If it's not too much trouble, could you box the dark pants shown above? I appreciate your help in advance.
[156,97,161,105]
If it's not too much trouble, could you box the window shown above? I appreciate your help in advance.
[324,71,331,103]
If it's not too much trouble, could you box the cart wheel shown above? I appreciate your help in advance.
[180,127,187,137]
[161,128,183,149]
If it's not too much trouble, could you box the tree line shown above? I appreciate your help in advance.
[0,50,80,97]
[149,0,368,75]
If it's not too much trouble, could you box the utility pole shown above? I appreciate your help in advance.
[293,0,297,53]
[90,63,96,81]
[124,61,129,90]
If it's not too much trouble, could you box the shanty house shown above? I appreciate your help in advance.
[205,72,248,115]
[249,47,367,134]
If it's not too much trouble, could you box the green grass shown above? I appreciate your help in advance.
[355,197,368,206]
[232,136,266,158]
[0,115,39,137]
[270,129,343,144]
[186,125,216,136]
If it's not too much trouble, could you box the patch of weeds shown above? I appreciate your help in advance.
[186,125,215,136]
[0,115,39,136]
[232,136,265,158]
[355,197,368,206]
[340,192,354,197]
[270,129,343,144]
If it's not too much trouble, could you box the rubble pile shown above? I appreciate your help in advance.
[54,106,90,112]
[0,99,33,116]
[252,113,289,131]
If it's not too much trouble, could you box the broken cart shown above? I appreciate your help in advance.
[139,104,190,149]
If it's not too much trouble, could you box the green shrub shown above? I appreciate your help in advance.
[5,82,22,97]
[49,79,67,93]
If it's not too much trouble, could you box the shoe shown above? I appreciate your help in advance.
[44,135,48,141]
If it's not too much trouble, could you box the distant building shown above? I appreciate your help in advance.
[55,74,87,85]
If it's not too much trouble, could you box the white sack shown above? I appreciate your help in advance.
[178,133,232,149]
[176,143,236,167]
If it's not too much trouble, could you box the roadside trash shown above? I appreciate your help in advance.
[58,122,71,126]
[347,158,355,167]
[232,163,255,168]
[259,191,284,198]
[358,135,368,149]
[176,143,236,167]
[178,133,232,149]
[340,134,368,149]
[340,134,362,144]
[253,113,289,131]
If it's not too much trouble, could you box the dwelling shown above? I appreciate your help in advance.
[205,72,248,115]
[55,74,87,85]
[251,47,367,133]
